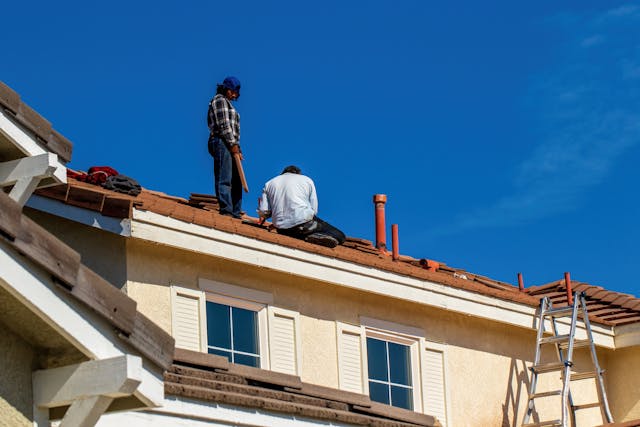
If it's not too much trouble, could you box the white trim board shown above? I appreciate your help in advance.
[0,239,164,408]
[0,109,50,158]
[130,210,616,348]
[27,195,132,236]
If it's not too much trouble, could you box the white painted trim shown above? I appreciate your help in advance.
[129,211,616,348]
[0,240,164,409]
[361,316,425,338]
[267,306,302,375]
[27,195,132,236]
[615,322,640,348]
[419,338,451,426]
[199,277,273,304]
[0,109,49,158]
[0,153,63,187]
[33,355,142,408]
[170,285,207,352]
[336,322,365,393]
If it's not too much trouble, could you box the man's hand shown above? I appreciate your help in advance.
[231,144,244,160]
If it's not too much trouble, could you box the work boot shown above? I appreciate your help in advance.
[305,233,338,248]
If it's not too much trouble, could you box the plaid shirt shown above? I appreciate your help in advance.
[208,93,240,146]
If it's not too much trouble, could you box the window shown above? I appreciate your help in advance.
[366,337,414,410]
[205,300,261,367]
[336,318,449,425]
[171,281,302,375]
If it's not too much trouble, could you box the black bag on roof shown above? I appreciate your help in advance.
[102,174,142,196]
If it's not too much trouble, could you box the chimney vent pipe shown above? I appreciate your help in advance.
[391,224,399,261]
[373,194,387,251]
[517,273,525,291]
[564,272,573,306]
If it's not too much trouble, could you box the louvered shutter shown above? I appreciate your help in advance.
[171,286,206,352]
[336,322,365,393]
[421,343,448,427]
[268,307,301,375]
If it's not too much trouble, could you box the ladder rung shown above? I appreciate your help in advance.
[559,339,591,350]
[545,306,580,317]
[572,402,602,410]
[529,390,562,399]
[532,362,566,373]
[539,334,570,345]
[570,371,597,381]
[523,420,562,427]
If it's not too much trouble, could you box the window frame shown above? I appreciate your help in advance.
[203,293,269,369]
[363,327,423,412]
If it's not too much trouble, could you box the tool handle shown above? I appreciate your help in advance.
[233,153,249,193]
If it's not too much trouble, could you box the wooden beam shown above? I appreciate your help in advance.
[59,395,113,427]
[33,355,142,409]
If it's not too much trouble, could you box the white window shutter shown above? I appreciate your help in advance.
[421,341,448,427]
[268,307,301,375]
[171,286,206,352]
[336,322,365,393]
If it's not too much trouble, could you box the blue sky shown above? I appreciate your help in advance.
[3,1,639,296]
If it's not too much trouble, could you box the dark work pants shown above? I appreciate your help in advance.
[277,216,346,244]
[212,137,242,217]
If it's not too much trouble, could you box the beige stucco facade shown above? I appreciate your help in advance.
[123,237,623,426]
[0,327,35,427]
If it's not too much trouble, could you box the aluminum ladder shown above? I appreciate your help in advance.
[522,291,613,427]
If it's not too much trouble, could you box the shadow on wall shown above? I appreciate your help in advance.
[501,358,533,427]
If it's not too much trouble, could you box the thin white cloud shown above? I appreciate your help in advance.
[605,4,639,18]
[433,8,640,237]
[581,35,604,48]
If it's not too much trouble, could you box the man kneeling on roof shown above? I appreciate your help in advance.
[258,165,346,248]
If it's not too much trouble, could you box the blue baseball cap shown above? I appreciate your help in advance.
[221,76,241,95]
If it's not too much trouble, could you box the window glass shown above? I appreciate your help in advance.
[366,337,389,381]
[206,302,231,349]
[391,385,413,410]
[366,336,413,410]
[388,341,412,386]
[369,381,390,405]
[232,307,259,354]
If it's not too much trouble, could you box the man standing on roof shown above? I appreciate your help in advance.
[208,76,243,218]
[258,165,346,248]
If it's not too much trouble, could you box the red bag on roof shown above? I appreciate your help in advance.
[85,166,119,185]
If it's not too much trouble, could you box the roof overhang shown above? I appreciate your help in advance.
[0,236,164,398]
[0,108,67,204]
[130,209,617,348]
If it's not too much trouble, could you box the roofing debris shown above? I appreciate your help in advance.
[34,178,640,327]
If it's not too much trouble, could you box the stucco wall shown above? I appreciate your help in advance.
[0,324,35,427]
[25,208,127,288]
[606,346,640,422]
[125,239,612,427]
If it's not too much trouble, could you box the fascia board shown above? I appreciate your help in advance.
[0,240,162,407]
[0,109,67,181]
[131,210,615,348]
[27,195,132,236]
[615,322,640,348]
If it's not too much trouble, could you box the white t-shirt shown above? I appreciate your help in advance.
[258,173,318,229]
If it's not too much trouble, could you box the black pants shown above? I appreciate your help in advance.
[277,216,346,244]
